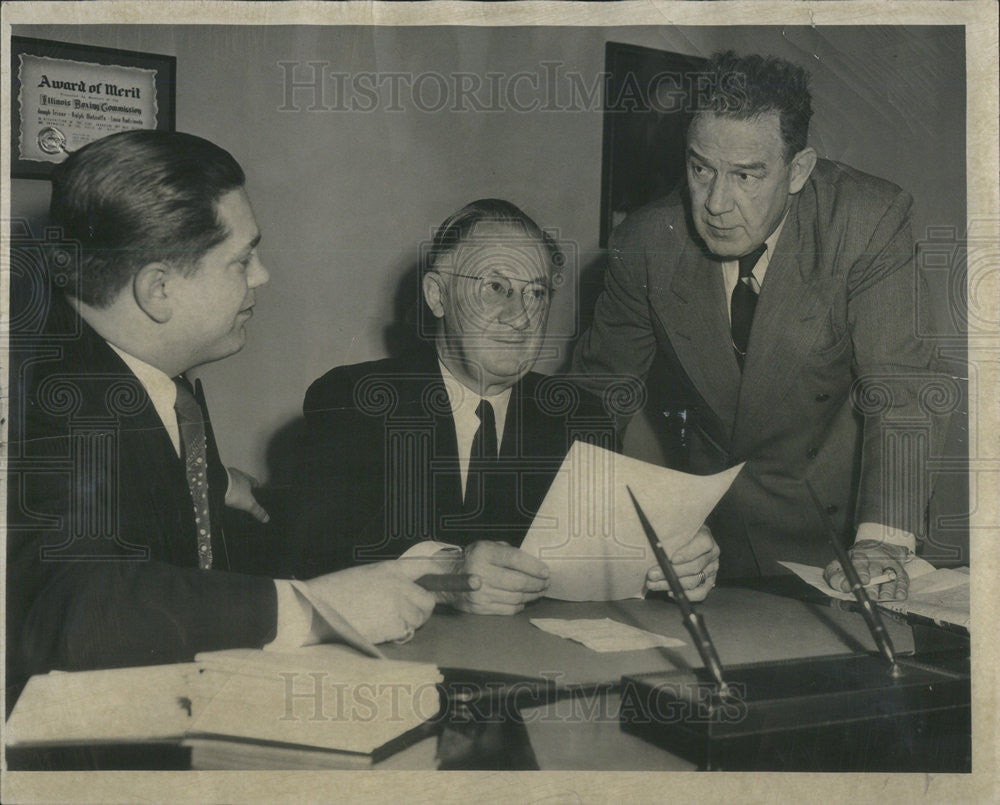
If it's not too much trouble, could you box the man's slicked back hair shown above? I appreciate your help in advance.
[425,198,562,277]
[49,129,245,308]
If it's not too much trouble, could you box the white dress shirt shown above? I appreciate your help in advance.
[400,360,515,563]
[109,344,182,453]
[438,358,513,498]
[720,215,787,320]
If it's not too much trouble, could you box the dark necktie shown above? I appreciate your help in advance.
[173,377,213,569]
[731,243,767,369]
[464,399,498,514]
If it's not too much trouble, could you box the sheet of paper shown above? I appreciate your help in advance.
[880,568,971,629]
[779,557,938,601]
[519,440,744,601]
[779,560,970,629]
[530,618,685,653]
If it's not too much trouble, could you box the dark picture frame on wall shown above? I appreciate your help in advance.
[599,42,705,247]
[10,36,176,179]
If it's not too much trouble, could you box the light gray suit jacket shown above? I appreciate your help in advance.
[573,159,947,578]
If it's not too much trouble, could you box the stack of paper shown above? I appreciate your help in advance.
[779,559,970,630]
[6,645,444,768]
[189,645,443,755]
[879,567,970,629]
[520,441,744,601]
[5,663,199,747]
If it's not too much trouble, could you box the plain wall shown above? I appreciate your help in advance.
[11,25,967,535]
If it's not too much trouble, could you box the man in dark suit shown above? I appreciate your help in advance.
[573,52,946,600]
[296,199,720,614]
[6,131,436,695]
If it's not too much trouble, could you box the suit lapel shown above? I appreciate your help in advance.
[409,351,463,519]
[81,316,184,494]
[733,190,833,453]
[129,412,196,564]
[649,235,742,433]
[499,378,522,459]
[76,315,194,561]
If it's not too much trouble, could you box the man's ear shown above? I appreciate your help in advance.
[787,147,818,195]
[421,272,447,319]
[133,262,174,323]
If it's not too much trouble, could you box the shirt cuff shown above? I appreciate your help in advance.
[224,466,234,498]
[398,541,465,578]
[855,522,917,556]
[263,580,315,652]
[400,541,463,560]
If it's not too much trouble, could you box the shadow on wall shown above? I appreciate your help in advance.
[254,257,430,561]
[264,256,428,481]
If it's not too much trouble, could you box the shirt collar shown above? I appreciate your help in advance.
[437,358,513,414]
[107,343,178,409]
[763,211,788,256]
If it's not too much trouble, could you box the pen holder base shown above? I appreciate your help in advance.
[619,652,969,771]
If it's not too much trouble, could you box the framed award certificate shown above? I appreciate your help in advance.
[11,36,176,178]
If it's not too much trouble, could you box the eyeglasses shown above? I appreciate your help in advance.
[436,271,552,314]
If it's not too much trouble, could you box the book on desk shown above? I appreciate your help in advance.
[5,645,443,770]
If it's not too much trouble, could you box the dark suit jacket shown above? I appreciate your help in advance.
[573,159,946,578]
[6,291,277,692]
[291,346,616,574]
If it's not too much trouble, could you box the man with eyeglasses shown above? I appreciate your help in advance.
[290,200,622,615]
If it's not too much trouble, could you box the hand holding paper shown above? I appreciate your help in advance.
[441,541,550,615]
[823,539,911,601]
[644,524,720,602]
[300,560,437,645]
[520,441,743,601]
[779,559,969,630]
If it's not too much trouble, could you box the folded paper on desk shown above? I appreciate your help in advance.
[779,559,970,630]
[530,618,686,653]
[191,646,442,754]
[7,645,443,762]
[520,441,744,601]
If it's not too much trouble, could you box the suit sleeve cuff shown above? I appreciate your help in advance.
[263,580,315,652]
[856,522,917,556]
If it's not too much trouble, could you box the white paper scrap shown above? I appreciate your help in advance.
[530,618,686,653]
[520,441,744,601]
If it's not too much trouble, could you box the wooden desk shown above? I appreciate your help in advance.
[382,586,915,687]
[11,586,963,772]
[379,586,925,770]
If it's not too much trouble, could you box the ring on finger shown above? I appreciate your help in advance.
[393,625,416,645]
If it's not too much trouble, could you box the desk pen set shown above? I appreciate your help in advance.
[618,486,970,771]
